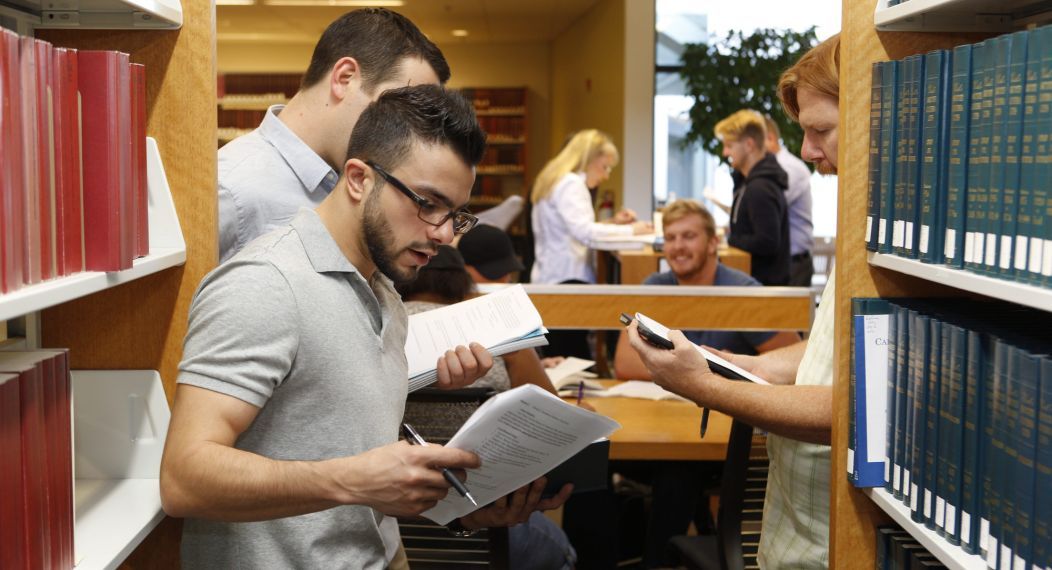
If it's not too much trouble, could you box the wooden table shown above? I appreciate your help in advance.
[598,246,752,284]
[566,381,732,461]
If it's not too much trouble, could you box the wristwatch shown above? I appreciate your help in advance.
[445,518,480,538]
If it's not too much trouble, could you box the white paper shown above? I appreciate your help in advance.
[405,285,546,386]
[558,380,691,402]
[636,313,771,386]
[545,357,601,391]
[421,385,620,525]
[863,314,889,463]
[591,233,657,251]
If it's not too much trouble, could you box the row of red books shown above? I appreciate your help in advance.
[0,28,149,295]
[0,350,73,569]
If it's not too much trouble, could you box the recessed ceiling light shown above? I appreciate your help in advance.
[262,0,403,6]
[452,29,469,37]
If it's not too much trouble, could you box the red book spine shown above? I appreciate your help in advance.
[0,29,24,293]
[78,51,125,272]
[118,56,134,268]
[17,366,49,568]
[57,352,73,570]
[52,47,84,277]
[130,63,148,258]
[0,374,26,569]
[19,36,41,285]
[34,39,55,282]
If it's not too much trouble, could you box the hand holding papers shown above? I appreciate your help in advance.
[420,384,620,525]
[405,285,548,391]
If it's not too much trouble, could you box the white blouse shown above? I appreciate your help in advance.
[530,172,633,284]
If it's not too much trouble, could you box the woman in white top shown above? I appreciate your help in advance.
[530,129,651,284]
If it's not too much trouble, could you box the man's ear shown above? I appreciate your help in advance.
[707,234,720,256]
[330,57,362,102]
[342,158,371,204]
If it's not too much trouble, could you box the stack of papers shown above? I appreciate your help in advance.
[556,380,691,402]
[590,233,657,251]
[405,285,548,391]
[544,356,602,391]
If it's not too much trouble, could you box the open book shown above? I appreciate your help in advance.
[405,284,548,391]
[635,313,771,385]
[420,384,620,524]
[544,356,602,391]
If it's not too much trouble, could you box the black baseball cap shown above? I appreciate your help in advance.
[424,245,465,270]
[457,224,524,280]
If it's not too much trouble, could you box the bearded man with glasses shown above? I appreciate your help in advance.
[162,85,573,569]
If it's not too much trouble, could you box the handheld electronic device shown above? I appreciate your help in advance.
[619,313,673,350]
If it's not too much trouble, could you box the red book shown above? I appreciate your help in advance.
[52,47,84,277]
[78,50,132,272]
[0,373,25,569]
[19,36,42,285]
[55,351,73,570]
[3,362,49,568]
[130,63,148,258]
[33,39,56,282]
[0,29,25,293]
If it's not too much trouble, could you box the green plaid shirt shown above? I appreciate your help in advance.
[758,273,834,569]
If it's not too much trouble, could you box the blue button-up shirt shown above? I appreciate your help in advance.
[218,105,340,262]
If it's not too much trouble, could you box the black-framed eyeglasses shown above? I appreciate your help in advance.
[366,161,479,235]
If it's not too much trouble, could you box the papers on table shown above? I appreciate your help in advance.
[544,356,602,391]
[556,380,691,402]
[421,384,620,525]
[405,285,548,391]
[590,233,657,251]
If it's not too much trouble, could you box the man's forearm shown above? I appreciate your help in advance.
[756,340,808,385]
[695,379,832,444]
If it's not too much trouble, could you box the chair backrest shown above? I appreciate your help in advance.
[715,419,769,570]
[811,236,836,288]
[397,388,510,570]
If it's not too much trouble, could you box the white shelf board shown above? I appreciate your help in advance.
[868,252,1052,313]
[865,487,986,570]
[5,0,185,29]
[74,478,165,570]
[874,0,1052,31]
[0,137,186,322]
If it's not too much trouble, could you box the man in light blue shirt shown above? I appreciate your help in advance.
[765,114,815,287]
[218,8,449,262]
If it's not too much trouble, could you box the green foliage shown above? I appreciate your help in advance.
[679,27,818,165]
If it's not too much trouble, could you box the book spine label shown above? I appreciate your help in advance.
[945,45,973,267]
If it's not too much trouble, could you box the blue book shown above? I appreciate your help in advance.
[879,60,901,254]
[960,328,988,554]
[1016,28,1045,283]
[851,298,892,487]
[996,32,1029,278]
[919,50,950,263]
[944,44,973,268]
[1009,347,1040,570]
[1033,357,1052,570]
[981,336,1009,566]
[893,305,912,499]
[982,34,1013,277]
[1034,28,1052,287]
[886,303,902,494]
[867,62,885,251]
[937,322,966,544]
[922,317,942,528]
[909,311,930,521]
[965,41,990,273]
[892,57,915,257]
[904,56,926,258]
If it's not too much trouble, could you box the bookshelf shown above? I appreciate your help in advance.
[1,0,182,30]
[833,0,1050,568]
[874,0,1052,32]
[463,87,529,221]
[215,73,299,147]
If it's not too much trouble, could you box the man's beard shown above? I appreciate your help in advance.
[362,190,430,284]
[816,161,837,175]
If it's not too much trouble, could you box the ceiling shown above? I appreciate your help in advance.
[216,0,603,45]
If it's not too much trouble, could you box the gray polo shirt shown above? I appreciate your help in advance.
[218,105,340,263]
[178,208,408,569]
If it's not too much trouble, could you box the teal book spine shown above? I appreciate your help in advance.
[909,311,930,521]
[944,44,972,268]
[902,308,919,507]
[905,55,925,259]
[1009,348,1039,570]
[981,336,1008,565]
[960,328,987,554]
[922,317,942,529]
[879,60,901,254]
[886,303,902,494]
[892,57,913,257]
[921,50,951,263]
[867,62,884,252]
[997,31,1029,278]
[1033,27,1052,288]
[851,298,892,487]
[983,35,1012,277]
[1032,357,1051,570]
[965,41,990,273]
[1016,30,1040,282]
[937,322,966,544]
[993,341,1019,569]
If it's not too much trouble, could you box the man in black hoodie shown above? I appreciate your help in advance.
[716,109,791,285]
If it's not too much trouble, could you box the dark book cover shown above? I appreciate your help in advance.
[944,44,973,268]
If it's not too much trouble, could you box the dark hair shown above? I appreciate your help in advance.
[395,267,477,304]
[301,8,451,92]
[347,84,487,169]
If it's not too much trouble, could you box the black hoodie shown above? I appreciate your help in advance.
[728,152,790,285]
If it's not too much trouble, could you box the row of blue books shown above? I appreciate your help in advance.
[849,298,1052,570]
[877,525,947,569]
[865,26,1052,288]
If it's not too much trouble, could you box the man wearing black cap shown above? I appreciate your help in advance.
[458,224,525,284]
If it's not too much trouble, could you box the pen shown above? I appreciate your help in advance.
[700,407,710,439]
[401,422,478,507]
[576,381,585,406]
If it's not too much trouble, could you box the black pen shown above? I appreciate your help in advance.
[700,407,710,439]
[401,423,478,507]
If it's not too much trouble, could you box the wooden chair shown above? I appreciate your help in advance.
[397,388,510,570]
[664,419,769,570]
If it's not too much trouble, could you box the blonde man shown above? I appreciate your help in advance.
[715,109,791,285]
[627,34,841,568]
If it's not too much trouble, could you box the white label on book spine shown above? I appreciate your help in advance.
[1000,236,1012,269]
[1014,554,1026,570]
[1043,239,1052,276]
[1001,545,1012,570]
[866,217,873,242]
[879,219,888,244]
[1015,236,1028,270]
[847,448,854,475]
[966,233,976,263]
[1029,237,1043,273]
[986,537,998,567]
[961,511,971,542]
[905,222,914,249]
[981,518,990,549]
[904,470,910,493]
[985,233,997,266]
[923,489,932,517]
[946,229,956,258]
[893,221,904,248]
[976,233,986,263]
[910,483,918,511]
[893,465,901,490]
[920,225,930,253]
[885,460,890,482]
[947,504,957,535]
[935,496,945,527]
